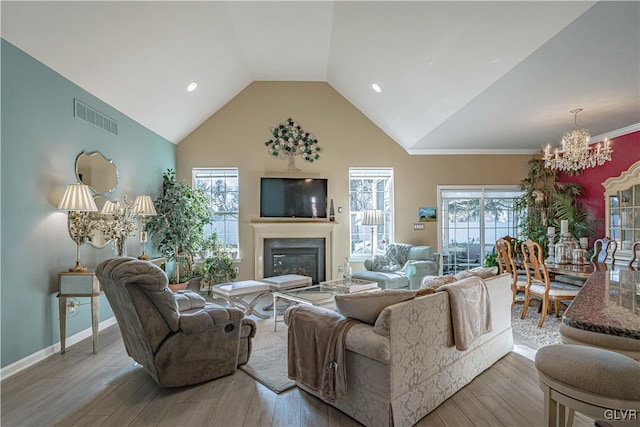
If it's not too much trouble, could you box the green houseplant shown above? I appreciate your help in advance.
[146,169,211,286]
[202,249,237,295]
[514,158,598,255]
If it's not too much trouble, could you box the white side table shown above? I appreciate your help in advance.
[57,271,101,354]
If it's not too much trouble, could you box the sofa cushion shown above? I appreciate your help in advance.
[455,266,498,280]
[420,274,457,289]
[335,289,416,325]
[408,246,434,261]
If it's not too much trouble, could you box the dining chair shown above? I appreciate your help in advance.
[520,240,581,328]
[590,237,617,266]
[495,238,527,309]
[629,241,640,269]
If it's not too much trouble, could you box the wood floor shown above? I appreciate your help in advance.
[1,325,596,427]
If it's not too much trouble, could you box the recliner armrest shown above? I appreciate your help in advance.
[179,307,244,334]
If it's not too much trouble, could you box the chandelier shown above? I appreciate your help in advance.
[542,108,612,174]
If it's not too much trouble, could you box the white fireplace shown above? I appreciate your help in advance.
[251,220,338,280]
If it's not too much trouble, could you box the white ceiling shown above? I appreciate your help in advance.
[2,1,639,154]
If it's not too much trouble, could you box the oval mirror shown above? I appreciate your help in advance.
[67,195,114,249]
[75,151,118,195]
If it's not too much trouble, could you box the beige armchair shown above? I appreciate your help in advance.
[96,257,256,387]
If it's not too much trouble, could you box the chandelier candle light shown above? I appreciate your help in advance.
[542,108,612,174]
[132,195,157,260]
[57,183,98,272]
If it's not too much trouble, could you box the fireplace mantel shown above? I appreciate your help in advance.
[251,220,338,280]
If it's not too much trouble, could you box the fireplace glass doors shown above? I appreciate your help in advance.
[264,238,325,283]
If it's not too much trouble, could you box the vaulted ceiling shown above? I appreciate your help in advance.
[2,1,639,154]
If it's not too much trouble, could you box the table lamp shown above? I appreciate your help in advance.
[58,183,98,272]
[362,209,384,259]
[132,195,157,260]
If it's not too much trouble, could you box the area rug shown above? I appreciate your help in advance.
[239,319,295,393]
[511,303,562,348]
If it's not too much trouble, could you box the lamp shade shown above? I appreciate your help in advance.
[132,195,157,216]
[362,209,384,226]
[57,183,98,212]
[100,200,119,215]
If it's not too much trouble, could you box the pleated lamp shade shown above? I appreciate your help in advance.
[132,195,157,216]
[362,209,384,226]
[100,200,119,215]
[57,183,98,212]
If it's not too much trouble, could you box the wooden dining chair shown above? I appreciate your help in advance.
[591,237,617,266]
[520,240,581,328]
[495,238,527,309]
[630,241,640,269]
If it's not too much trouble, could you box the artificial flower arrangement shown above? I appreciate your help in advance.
[100,195,137,256]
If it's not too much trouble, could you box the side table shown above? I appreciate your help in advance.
[57,271,101,354]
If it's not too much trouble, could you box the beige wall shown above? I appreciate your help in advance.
[176,81,531,279]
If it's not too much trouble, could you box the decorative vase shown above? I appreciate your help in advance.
[115,238,127,257]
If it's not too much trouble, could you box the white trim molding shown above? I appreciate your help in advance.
[0,317,117,381]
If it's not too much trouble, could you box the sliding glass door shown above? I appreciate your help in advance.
[438,186,522,274]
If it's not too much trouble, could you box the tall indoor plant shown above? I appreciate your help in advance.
[146,169,210,285]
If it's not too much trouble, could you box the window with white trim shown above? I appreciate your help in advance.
[193,168,239,252]
[438,186,522,274]
[349,168,394,259]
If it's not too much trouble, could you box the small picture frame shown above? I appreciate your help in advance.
[418,207,437,222]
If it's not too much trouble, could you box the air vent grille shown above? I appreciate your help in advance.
[74,99,118,136]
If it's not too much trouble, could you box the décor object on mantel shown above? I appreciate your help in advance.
[58,183,98,272]
[264,118,322,171]
[99,195,137,257]
[146,169,211,287]
[132,195,156,260]
[515,158,597,257]
[542,108,612,175]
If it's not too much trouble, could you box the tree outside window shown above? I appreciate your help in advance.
[349,168,394,259]
[193,168,239,254]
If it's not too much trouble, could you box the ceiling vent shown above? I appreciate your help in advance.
[74,99,118,136]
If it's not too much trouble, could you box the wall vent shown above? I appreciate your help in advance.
[74,99,118,136]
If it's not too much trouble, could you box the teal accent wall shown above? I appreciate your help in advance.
[1,39,176,368]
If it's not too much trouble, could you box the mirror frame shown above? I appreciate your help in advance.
[75,150,118,195]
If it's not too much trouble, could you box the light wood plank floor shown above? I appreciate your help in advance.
[1,325,596,427]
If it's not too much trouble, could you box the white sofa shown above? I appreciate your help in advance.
[293,273,514,427]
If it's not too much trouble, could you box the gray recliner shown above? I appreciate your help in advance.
[96,257,256,387]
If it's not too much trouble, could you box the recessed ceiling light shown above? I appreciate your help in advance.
[371,83,381,93]
[187,82,198,92]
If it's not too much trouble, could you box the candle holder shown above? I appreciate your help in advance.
[546,229,556,264]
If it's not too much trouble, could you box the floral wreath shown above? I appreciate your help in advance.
[264,118,322,169]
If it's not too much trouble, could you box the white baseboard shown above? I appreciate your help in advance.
[0,317,117,381]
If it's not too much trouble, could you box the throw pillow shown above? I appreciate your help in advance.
[335,289,416,325]
[415,287,435,296]
[420,274,457,289]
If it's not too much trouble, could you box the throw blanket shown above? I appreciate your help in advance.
[439,276,492,351]
[285,305,357,401]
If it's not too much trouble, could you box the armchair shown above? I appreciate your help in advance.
[352,243,440,289]
[96,257,256,387]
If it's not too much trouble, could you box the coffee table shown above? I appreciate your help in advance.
[272,279,378,331]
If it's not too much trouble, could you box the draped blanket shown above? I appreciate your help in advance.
[439,276,493,351]
[285,305,358,401]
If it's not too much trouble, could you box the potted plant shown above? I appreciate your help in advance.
[203,247,237,295]
[146,169,211,290]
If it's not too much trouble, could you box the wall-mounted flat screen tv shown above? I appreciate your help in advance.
[260,177,328,218]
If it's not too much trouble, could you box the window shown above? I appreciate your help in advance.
[439,186,522,274]
[349,168,394,259]
[193,168,239,253]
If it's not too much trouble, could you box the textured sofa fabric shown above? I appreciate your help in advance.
[293,273,514,427]
[96,257,256,387]
[353,243,440,290]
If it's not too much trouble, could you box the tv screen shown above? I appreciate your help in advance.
[260,178,328,218]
